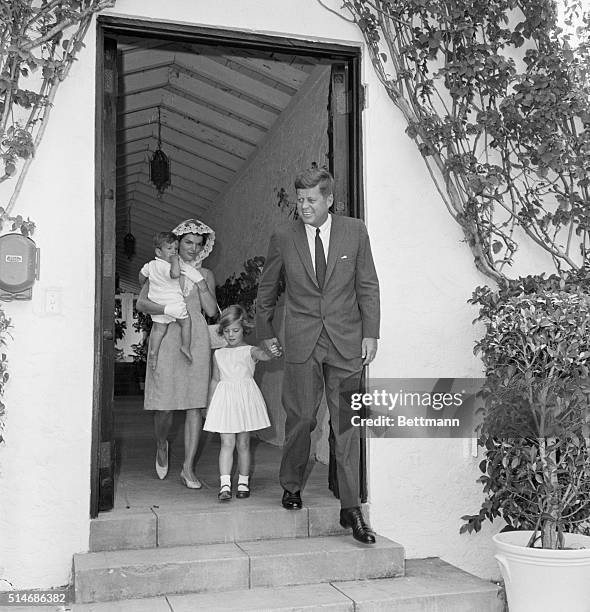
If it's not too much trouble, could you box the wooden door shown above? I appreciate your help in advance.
[91,35,118,517]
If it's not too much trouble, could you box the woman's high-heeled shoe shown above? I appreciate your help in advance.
[180,469,202,489]
[155,441,168,480]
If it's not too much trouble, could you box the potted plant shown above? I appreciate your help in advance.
[131,310,152,391]
[462,273,590,611]
[215,256,267,320]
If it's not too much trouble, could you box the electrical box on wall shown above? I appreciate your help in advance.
[0,234,40,300]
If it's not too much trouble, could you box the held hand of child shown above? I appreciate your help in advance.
[164,303,186,319]
[251,345,273,362]
[261,338,282,358]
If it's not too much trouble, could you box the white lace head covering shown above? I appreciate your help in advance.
[171,218,215,266]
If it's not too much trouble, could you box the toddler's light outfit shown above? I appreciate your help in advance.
[140,258,188,324]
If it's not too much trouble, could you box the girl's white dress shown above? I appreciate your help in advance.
[204,345,271,433]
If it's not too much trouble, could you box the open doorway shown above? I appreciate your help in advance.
[92,18,364,517]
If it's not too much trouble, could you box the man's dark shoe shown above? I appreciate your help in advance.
[281,489,302,509]
[339,507,376,544]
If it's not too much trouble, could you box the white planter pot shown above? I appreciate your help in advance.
[493,530,590,612]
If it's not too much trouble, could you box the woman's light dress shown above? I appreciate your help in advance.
[204,345,271,433]
[144,276,210,411]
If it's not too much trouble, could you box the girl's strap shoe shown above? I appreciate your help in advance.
[218,484,232,501]
[236,483,250,499]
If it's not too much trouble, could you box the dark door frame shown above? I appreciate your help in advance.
[91,16,366,517]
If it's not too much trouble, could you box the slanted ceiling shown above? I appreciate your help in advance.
[115,36,323,292]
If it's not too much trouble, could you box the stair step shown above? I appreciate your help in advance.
[89,503,360,551]
[70,559,502,611]
[73,534,404,603]
[242,534,403,588]
[71,583,353,611]
[332,558,503,611]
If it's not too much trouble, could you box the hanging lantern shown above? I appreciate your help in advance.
[123,232,135,259]
[123,206,135,260]
[149,107,171,195]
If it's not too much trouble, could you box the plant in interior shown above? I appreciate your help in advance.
[130,309,152,364]
[215,256,268,321]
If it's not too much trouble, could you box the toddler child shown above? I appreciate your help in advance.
[139,231,191,369]
[204,305,274,501]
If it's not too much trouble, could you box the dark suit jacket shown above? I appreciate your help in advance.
[256,214,380,363]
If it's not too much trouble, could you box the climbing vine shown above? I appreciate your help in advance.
[329,0,590,282]
[0,0,115,443]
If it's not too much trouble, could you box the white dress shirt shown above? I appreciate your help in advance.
[304,214,332,273]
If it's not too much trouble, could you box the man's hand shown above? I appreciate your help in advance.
[361,338,378,366]
[262,337,282,358]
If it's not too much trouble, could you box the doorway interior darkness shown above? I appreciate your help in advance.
[92,16,365,517]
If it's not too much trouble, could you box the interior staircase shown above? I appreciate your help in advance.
[72,500,503,611]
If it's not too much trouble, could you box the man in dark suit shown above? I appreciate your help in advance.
[256,168,380,544]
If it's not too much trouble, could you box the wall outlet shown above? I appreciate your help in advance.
[45,288,61,315]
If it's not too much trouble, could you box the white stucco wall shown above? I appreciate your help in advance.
[0,32,97,587]
[0,0,553,588]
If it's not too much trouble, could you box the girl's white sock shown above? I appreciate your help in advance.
[237,474,249,490]
[220,474,231,488]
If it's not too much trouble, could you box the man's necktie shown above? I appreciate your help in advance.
[315,228,326,288]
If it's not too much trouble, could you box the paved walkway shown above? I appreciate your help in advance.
[111,395,338,514]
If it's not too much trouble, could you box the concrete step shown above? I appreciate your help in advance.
[89,502,363,551]
[70,559,502,611]
[73,534,404,603]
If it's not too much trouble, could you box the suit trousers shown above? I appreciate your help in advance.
[280,328,363,508]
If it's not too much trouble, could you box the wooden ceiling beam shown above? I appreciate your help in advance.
[118,66,170,96]
[117,169,220,203]
[117,145,231,184]
[116,206,209,244]
[116,211,178,237]
[117,164,221,200]
[120,48,176,74]
[120,90,265,144]
[118,106,256,159]
[223,54,311,89]
[132,183,213,215]
[118,176,216,209]
[118,89,165,115]
[117,154,226,193]
[117,136,236,182]
[118,185,210,216]
[117,124,245,170]
[167,72,277,129]
[171,55,291,111]
[119,121,247,164]
[161,89,266,144]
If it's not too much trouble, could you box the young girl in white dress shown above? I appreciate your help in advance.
[204,305,274,501]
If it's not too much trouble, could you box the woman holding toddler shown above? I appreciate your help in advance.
[136,218,218,489]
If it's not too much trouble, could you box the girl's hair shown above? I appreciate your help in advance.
[217,304,253,336]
